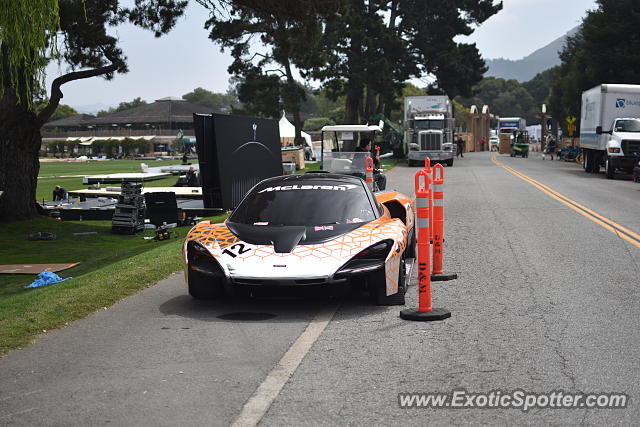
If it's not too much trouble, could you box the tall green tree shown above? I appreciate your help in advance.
[523,67,559,108]
[313,0,502,124]
[550,0,640,130]
[197,0,338,144]
[97,97,149,116]
[34,100,79,122]
[457,77,536,124]
[0,0,187,220]
[182,87,240,112]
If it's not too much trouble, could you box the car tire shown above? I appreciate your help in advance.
[374,255,407,306]
[446,159,454,167]
[188,269,226,299]
[605,157,615,179]
[405,229,416,259]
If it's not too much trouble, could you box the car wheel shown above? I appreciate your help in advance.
[404,229,416,259]
[188,269,226,299]
[446,159,454,167]
[605,157,615,179]
[374,255,407,306]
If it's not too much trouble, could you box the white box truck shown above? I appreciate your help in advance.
[497,117,526,134]
[404,95,455,166]
[580,84,640,178]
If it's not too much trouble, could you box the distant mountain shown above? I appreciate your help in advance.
[485,26,579,82]
[72,102,113,115]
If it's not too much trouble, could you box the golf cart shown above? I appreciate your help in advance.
[510,130,530,158]
[320,124,385,190]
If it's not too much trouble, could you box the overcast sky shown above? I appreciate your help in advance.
[46,0,598,113]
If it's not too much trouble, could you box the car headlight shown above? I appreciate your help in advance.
[442,143,453,151]
[187,240,225,277]
[409,143,419,151]
[608,147,621,153]
[334,240,393,278]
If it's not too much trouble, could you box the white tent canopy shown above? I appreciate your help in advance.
[279,112,312,147]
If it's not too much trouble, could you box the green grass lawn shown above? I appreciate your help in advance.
[38,159,189,177]
[37,159,189,201]
[0,214,227,356]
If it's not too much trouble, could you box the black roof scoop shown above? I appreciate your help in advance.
[227,222,306,254]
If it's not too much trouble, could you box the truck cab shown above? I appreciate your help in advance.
[404,96,454,166]
[580,84,640,178]
[596,118,640,177]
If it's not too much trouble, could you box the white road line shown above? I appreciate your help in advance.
[231,303,340,427]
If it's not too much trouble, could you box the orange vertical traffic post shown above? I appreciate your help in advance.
[416,170,432,313]
[423,157,433,243]
[365,157,374,191]
[430,164,458,282]
[400,169,451,321]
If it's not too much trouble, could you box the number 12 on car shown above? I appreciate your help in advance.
[222,243,255,258]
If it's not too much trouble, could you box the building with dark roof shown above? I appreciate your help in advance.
[41,97,213,155]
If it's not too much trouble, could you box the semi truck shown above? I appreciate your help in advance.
[580,84,640,179]
[404,95,455,166]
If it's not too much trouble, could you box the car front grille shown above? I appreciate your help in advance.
[419,133,442,151]
[622,140,640,155]
[232,278,328,286]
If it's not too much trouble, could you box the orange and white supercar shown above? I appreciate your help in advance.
[183,173,415,305]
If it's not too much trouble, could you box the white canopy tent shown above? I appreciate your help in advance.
[279,112,312,147]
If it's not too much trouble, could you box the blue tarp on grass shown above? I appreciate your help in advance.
[25,270,72,289]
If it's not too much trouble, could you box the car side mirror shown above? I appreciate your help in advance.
[596,126,602,135]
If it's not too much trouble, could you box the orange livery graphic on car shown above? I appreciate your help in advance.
[183,173,415,305]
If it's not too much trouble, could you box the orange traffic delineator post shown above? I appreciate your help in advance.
[431,164,458,282]
[423,157,434,244]
[365,157,374,191]
[400,169,451,321]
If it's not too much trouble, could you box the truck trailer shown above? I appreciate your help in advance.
[497,117,526,134]
[580,84,640,178]
[404,96,455,166]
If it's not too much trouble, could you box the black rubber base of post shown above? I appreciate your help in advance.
[399,307,451,321]
[431,273,458,281]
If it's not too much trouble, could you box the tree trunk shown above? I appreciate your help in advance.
[364,85,377,121]
[282,57,304,146]
[345,86,361,123]
[0,42,43,221]
[0,99,42,220]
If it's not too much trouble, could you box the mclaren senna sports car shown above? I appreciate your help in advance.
[183,173,416,305]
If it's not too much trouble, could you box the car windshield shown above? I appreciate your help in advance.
[415,120,444,130]
[322,152,371,176]
[614,119,640,132]
[230,179,377,226]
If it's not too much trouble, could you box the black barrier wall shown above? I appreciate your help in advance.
[194,113,283,210]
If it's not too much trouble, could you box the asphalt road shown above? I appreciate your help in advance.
[1,151,639,426]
